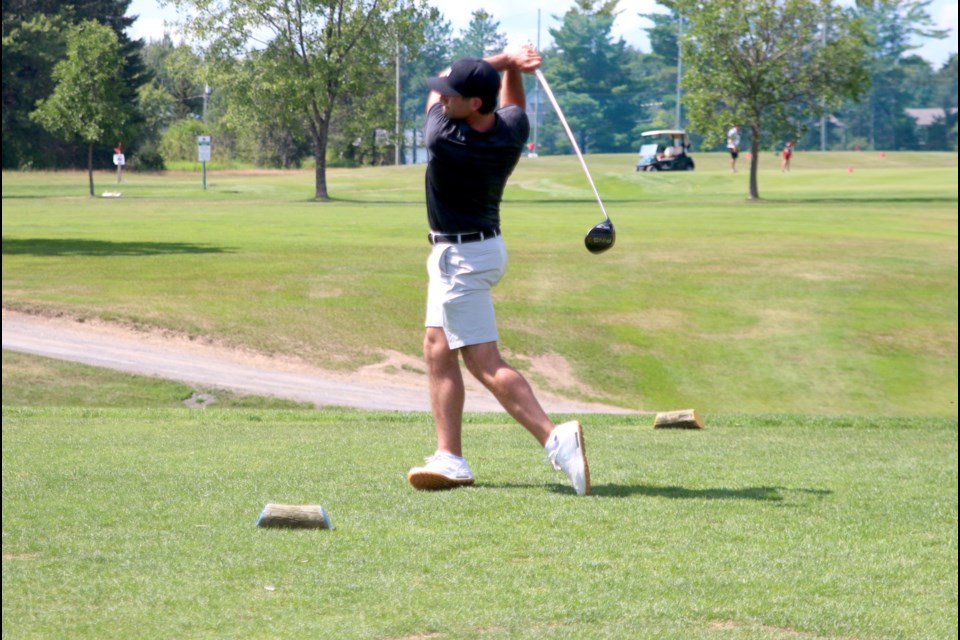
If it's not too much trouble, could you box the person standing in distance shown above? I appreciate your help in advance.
[407,46,590,496]
[781,139,794,172]
[727,125,741,173]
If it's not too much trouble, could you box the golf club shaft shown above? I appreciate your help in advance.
[534,69,610,222]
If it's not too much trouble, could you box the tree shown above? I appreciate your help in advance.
[542,0,639,154]
[2,12,69,168]
[173,0,431,200]
[31,20,133,195]
[140,36,208,120]
[452,9,507,59]
[3,0,147,169]
[847,0,949,149]
[399,11,453,164]
[932,54,958,150]
[132,82,175,169]
[327,56,396,166]
[640,8,689,133]
[824,1,952,151]
[676,0,869,199]
[136,36,206,171]
[158,116,207,162]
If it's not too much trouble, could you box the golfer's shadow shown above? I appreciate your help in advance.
[551,484,832,501]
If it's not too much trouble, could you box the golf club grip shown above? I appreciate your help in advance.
[534,69,610,222]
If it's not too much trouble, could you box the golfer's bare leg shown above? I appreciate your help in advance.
[461,341,554,446]
[424,327,465,456]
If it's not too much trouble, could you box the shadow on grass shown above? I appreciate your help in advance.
[553,484,833,501]
[307,197,424,207]
[323,196,642,205]
[757,196,957,205]
[2,237,231,257]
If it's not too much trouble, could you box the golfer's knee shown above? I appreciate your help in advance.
[424,329,453,365]
[463,349,510,387]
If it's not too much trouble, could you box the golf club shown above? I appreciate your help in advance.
[534,68,615,254]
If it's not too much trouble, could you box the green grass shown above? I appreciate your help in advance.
[2,406,956,639]
[3,153,957,638]
[3,152,957,415]
[0,350,313,410]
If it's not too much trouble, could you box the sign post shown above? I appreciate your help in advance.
[197,135,212,190]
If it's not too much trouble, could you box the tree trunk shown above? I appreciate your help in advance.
[312,113,331,201]
[314,150,328,200]
[87,143,95,197]
[749,125,760,200]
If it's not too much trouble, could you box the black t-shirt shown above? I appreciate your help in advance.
[424,102,530,234]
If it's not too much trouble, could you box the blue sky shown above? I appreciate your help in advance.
[127,0,957,67]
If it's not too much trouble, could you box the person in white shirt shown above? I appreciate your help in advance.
[727,125,741,173]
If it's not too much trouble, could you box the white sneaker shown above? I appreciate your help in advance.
[408,452,475,490]
[546,421,590,496]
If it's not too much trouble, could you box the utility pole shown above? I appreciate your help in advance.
[395,38,401,165]
[820,16,828,150]
[676,13,683,130]
[203,84,211,122]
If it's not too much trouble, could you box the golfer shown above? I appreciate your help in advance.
[727,125,741,173]
[407,46,590,496]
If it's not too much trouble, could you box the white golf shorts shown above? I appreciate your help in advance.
[425,235,507,349]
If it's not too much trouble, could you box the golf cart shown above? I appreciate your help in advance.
[635,130,695,172]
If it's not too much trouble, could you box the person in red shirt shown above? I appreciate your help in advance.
[781,140,794,172]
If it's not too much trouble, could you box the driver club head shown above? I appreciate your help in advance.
[585,219,616,254]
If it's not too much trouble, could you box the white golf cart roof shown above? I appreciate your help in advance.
[641,130,688,137]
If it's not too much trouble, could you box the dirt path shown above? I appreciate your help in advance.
[1,309,639,414]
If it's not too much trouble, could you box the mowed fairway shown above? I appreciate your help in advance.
[2,152,957,415]
[1,153,958,638]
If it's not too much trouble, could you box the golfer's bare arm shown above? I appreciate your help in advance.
[426,68,448,112]
[487,45,541,109]
[425,46,542,112]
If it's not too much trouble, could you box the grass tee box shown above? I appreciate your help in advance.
[2,407,957,639]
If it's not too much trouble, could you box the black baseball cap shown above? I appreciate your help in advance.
[427,57,501,102]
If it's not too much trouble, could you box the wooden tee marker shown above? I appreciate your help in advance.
[654,409,704,429]
[257,503,332,530]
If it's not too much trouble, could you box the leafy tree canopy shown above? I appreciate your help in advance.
[452,9,508,59]
[31,19,133,194]
[676,0,870,198]
[3,0,147,169]
[542,0,639,154]
[172,0,433,199]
